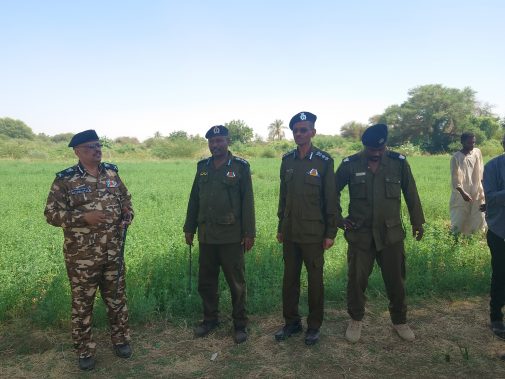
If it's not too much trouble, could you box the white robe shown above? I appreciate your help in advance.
[450,148,486,235]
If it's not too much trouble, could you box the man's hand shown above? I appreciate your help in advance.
[277,233,283,243]
[185,232,194,246]
[339,217,357,230]
[412,225,424,241]
[121,207,133,227]
[323,238,334,250]
[242,237,255,252]
[83,211,107,225]
[457,188,472,202]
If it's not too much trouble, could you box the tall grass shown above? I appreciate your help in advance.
[0,155,491,326]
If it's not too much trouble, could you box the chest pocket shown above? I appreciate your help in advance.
[385,176,401,198]
[349,175,367,198]
[223,175,239,187]
[304,174,321,197]
[68,185,93,207]
[198,173,209,189]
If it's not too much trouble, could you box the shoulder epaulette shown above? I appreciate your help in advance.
[387,151,406,161]
[102,162,119,172]
[197,157,211,166]
[342,153,360,163]
[282,149,296,160]
[55,166,78,179]
[233,156,250,166]
[314,150,332,161]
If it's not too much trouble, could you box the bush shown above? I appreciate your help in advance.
[480,139,503,157]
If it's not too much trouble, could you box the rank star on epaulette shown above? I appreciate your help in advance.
[226,171,236,178]
[56,166,77,178]
[308,168,319,177]
[315,151,329,161]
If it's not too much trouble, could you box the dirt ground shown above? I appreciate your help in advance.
[1,296,505,378]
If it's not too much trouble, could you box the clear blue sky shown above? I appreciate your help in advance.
[1,0,503,140]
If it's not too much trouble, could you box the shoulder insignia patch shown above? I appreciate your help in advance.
[282,149,296,160]
[233,156,250,166]
[55,166,77,179]
[387,151,406,160]
[102,162,119,172]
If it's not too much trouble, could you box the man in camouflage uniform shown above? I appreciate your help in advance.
[44,129,133,370]
[335,123,425,343]
[184,125,256,344]
[275,111,338,346]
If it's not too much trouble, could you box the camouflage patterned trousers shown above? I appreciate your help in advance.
[63,225,130,358]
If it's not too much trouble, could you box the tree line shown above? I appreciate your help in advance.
[1,84,504,158]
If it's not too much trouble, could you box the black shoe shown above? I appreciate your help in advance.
[114,343,132,358]
[304,328,320,346]
[234,328,248,344]
[491,321,505,340]
[194,320,219,337]
[274,322,303,341]
[78,356,95,371]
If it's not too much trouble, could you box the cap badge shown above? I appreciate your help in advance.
[378,138,385,144]
[300,112,307,121]
[213,126,220,134]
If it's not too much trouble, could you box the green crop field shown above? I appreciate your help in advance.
[0,155,491,327]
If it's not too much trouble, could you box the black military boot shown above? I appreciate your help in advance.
[78,356,96,371]
[234,327,248,344]
[491,321,505,340]
[304,328,320,345]
[114,343,132,358]
[194,320,219,337]
[274,321,303,341]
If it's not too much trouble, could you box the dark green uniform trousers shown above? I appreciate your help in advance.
[282,241,324,330]
[198,242,247,329]
[347,239,407,325]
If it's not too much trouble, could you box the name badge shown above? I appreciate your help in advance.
[70,186,92,195]
[355,172,366,176]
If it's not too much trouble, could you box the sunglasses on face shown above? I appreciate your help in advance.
[78,143,103,150]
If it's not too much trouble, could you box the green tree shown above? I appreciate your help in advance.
[51,132,74,143]
[465,115,501,140]
[168,130,189,140]
[114,136,140,145]
[0,117,35,139]
[267,119,286,141]
[340,121,367,140]
[224,120,253,144]
[378,84,478,152]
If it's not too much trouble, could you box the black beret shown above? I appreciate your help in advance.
[205,125,229,139]
[361,124,388,147]
[68,129,100,147]
[289,111,317,130]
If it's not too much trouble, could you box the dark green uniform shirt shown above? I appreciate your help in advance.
[183,152,256,244]
[277,145,338,243]
[335,150,425,251]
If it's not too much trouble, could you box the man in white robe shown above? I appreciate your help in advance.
[450,132,486,235]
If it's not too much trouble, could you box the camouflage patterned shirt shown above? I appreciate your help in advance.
[44,162,133,235]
